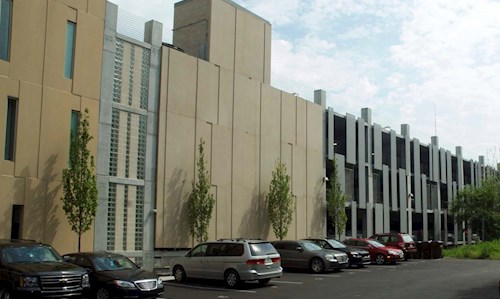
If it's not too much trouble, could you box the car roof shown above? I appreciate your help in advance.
[0,239,45,248]
[64,251,123,258]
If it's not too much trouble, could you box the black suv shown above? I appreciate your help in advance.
[0,239,90,298]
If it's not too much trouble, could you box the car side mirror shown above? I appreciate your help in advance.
[296,246,303,252]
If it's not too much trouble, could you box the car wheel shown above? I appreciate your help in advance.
[310,258,325,273]
[375,254,385,265]
[224,269,240,288]
[96,287,110,299]
[173,265,186,283]
[0,288,13,299]
[258,278,271,286]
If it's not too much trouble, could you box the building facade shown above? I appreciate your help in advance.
[325,106,494,244]
[0,0,104,253]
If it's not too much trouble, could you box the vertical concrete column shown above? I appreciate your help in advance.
[390,130,398,211]
[361,108,373,237]
[413,139,422,213]
[399,170,408,233]
[345,114,356,164]
[401,125,412,234]
[95,2,119,251]
[456,146,464,190]
[357,118,366,209]
[351,201,357,238]
[382,165,390,232]
[431,137,441,240]
[421,174,428,241]
[327,107,334,160]
[431,137,439,183]
[143,19,163,271]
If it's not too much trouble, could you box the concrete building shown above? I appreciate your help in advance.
[325,106,495,243]
[0,0,104,253]
[96,0,325,268]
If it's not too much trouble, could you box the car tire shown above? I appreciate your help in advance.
[258,278,271,286]
[375,254,385,265]
[96,287,110,299]
[310,258,325,273]
[0,288,12,299]
[173,265,186,283]
[224,269,241,288]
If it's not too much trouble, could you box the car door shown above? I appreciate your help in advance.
[286,242,309,269]
[203,243,227,280]
[182,244,208,278]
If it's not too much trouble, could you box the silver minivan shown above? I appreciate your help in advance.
[170,239,282,288]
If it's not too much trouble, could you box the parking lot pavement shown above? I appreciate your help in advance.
[162,259,500,299]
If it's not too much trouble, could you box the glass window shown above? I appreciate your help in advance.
[64,21,76,79]
[4,97,17,161]
[0,0,12,61]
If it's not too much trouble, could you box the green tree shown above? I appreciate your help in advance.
[188,138,215,243]
[267,160,295,240]
[62,109,98,252]
[326,158,347,239]
[450,177,500,241]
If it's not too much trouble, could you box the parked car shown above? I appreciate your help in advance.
[343,238,403,265]
[169,239,282,288]
[271,240,349,273]
[304,238,371,267]
[63,252,163,299]
[0,239,90,298]
[370,233,417,260]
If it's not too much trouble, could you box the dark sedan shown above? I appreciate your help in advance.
[271,240,349,273]
[63,252,163,299]
[304,238,371,267]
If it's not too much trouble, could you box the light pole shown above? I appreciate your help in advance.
[408,193,414,235]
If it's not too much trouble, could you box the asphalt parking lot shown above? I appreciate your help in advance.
[162,259,500,299]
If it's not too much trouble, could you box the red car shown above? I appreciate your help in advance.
[370,233,417,260]
[343,238,403,265]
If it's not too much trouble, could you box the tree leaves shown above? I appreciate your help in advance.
[267,160,294,240]
[61,109,98,252]
[187,139,215,243]
[326,158,347,239]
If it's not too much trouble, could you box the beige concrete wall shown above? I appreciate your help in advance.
[156,47,325,248]
[0,0,104,254]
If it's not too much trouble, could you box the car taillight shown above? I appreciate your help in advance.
[272,257,280,263]
[246,259,265,265]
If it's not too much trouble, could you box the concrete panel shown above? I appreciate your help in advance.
[446,151,453,205]
[296,100,307,148]
[292,146,307,239]
[281,92,296,145]
[0,176,25,238]
[215,185,232,239]
[235,9,265,82]
[57,0,87,11]
[157,48,169,184]
[218,68,234,128]
[38,89,80,182]
[421,174,428,241]
[375,203,383,234]
[307,147,325,238]
[432,145,439,182]
[14,82,42,178]
[350,201,357,238]
[0,77,19,176]
[232,130,257,191]
[9,0,46,84]
[210,0,236,71]
[263,23,271,84]
[346,114,356,164]
[399,169,408,233]
[43,0,76,92]
[163,112,195,182]
[73,11,104,100]
[233,74,260,134]
[382,165,390,231]
[173,0,210,60]
[306,101,323,152]
[87,0,105,19]
[260,85,281,190]
[167,50,197,118]
[413,139,422,212]
[327,108,334,160]
[373,124,382,170]
[335,154,346,193]
[195,120,212,173]
[197,60,219,124]
[212,126,232,186]
[22,178,47,241]
[440,149,446,184]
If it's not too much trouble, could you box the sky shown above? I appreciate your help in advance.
[110,0,500,166]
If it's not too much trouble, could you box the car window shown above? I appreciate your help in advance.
[300,241,322,251]
[249,242,277,256]
[93,255,137,271]
[76,256,92,269]
[190,244,208,257]
[271,242,283,250]
[390,236,399,242]
[2,246,61,263]
[402,235,414,242]
[367,240,384,248]
[326,239,346,249]
[284,242,298,250]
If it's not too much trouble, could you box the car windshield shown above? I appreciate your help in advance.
[2,246,62,264]
[367,240,385,248]
[249,242,278,256]
[327,239,346,248]
[300,241,323,251]
[402,235,414,242]
[93,255,138,271]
